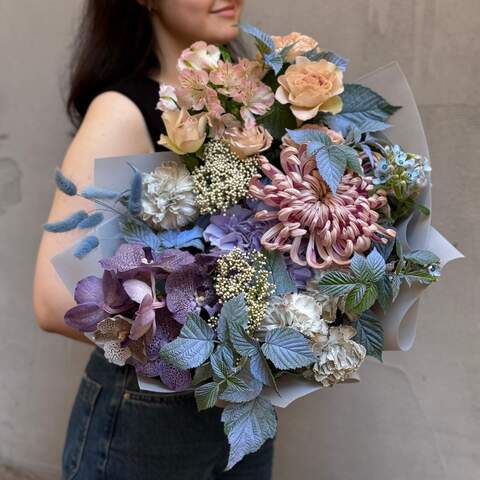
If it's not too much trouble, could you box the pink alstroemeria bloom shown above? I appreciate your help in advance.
[249,141,396,269]
[176,69,210,111]
[231,79,274,127]
[209,60,243,96]
[122,273,165,342]
[177,41,221,72]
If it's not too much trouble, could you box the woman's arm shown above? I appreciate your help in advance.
[33,91,155,340]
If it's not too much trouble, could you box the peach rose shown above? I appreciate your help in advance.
[272,32,320,63]
[158,108,208,155]
[275,57,344,121]
[224,125,273,159]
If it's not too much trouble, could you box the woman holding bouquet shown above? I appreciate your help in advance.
[33,1,275,479]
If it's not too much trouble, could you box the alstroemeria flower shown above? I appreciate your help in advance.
[231,79,274,127]
[65,271,132,332]
[209,60,243,96]
[156,84,178,112]
[176,69,210,110]
[177,41,220,72]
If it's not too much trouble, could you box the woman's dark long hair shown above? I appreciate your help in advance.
[66,0,159,128]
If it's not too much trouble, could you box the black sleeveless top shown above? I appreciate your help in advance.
[102,75,168,152]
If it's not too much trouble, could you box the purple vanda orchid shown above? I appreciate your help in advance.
[122,272,165,342]
[65,271,133,332]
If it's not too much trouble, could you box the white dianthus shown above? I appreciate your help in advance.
[259,293,329,339]
[310,325,366,387]
[141,160,198,231]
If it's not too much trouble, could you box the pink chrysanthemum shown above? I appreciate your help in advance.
[249,142,396,269]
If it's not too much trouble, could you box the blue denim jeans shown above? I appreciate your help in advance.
[62,347,274,480]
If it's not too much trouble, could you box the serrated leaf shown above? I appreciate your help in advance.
[402,270,437,286]
[314,144,348,193]
[264,52,283,74]
[159,313,215,369]
[220,368,263,403]
[376,276,393,312]
[366,248,386,282]
[249,353,276,387]
[261,327,315,370]
[211,345,235,381]
[239,23,275,53]
[120,219,162,251]
[229,323,260,358]
[391,274,401,301]
[353,311,384,361]
[375,238,395,261]
[304,49,349,71]
[404,249,440,266]
[262,250,296,295]
[218,294,249,342]
[350,253,369,282]
[323,83,401,136]
[192,363,213,386]
[221,397,277,470]
[316,271,358,296]
[345,283,378,314]
[195,382,220,411]
[414,202,431,216]
[157,226,205,251]
[286,128,330,145]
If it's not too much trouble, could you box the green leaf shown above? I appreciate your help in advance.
[353,311,384,361]
[376,276,393,312]
[239,23,275,54]
[218,294,249,342]
[414,202,431,216]
[159,313,215,369]
[323,83,401,136]
[312,143,347,193]
[120,218,162,251]
[350,253,370,282]
[316,271,358,296]
[305,50,349,71]
[391,274,401,301]
[210,345,236,381]
[345,283,378,314]
[366,248,386,282]
[192,363,213,386]
[220,368,263,403]
[261,327,315,370]
[404,249,440,266]
[195,382,220,411]
[249,353,276,388]
[262,249,296,295]
[229,323,260,358]
[221,397,277,470]
[402,270,437,286]
[262,101,297,140]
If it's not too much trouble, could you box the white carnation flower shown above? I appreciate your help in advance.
[259,293,329,339]
[141,160,198,231]
[156,84,178,112]
[310,325,366,387]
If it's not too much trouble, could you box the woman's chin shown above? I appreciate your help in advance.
[204,22,240,44]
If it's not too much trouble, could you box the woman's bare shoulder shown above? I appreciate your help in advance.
[69,90,154,162]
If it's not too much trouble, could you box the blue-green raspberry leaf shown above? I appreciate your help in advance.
[353,311,384,361]
[222,397,277,470]
[261,327,315,370]
[159,313,215,369]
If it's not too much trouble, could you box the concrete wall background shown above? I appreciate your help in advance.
[0,1,477,478]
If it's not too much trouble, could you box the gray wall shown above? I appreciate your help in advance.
[0,1,478,478]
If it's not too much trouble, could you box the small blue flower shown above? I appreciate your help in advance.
[428,264,442,277]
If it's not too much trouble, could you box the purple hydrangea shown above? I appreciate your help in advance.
[203,200,274,252]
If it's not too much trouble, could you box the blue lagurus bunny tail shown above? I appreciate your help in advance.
[128,171,143,215]
[78,212,104,229]
[73,235,99,259]
[43,210,88,232]
[81,186,119,200]
[54,168,77,196]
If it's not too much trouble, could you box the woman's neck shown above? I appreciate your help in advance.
[149,14,192,87]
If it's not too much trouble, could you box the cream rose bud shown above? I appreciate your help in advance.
[272,32,320,63]
[177,41,221,72]
[158,108,207,155]
[223,125,273,159]
[275,57,344,121]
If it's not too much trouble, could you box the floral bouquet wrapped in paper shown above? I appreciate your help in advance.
[47,25,462,468]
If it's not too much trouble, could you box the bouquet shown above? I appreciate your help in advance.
[46,25,462,469]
